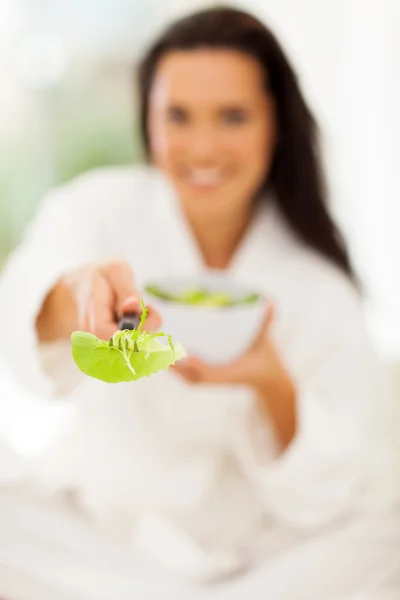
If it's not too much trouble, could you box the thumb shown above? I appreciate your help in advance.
[255,303,275,344]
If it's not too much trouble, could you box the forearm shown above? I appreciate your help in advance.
[256,376,297,450]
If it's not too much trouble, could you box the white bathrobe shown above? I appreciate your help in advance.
[0,165,399,599]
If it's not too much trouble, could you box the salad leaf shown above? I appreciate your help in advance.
[71,301,186,383]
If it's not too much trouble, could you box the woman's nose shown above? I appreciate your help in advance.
[187,125,220,161]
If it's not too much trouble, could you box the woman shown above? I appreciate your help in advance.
[0,6,399,599]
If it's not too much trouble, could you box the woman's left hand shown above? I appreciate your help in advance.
[172,306,291,393]
[171,308,296,448]
[172,306,297,448]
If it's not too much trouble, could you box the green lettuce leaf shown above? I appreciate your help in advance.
[71,301,186,383]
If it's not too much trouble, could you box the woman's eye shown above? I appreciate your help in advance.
[221,110,249,124]
[167,107,188,124]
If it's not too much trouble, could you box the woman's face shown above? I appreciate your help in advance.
[148,49,277,222]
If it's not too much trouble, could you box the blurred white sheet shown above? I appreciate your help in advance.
[0,485,399,600]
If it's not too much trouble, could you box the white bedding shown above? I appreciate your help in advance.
[0,486,399,600]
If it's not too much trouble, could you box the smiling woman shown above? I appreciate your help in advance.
[0,5,399,600]
[137,9,354,277]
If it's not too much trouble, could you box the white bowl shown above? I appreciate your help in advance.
[142,272,268,365]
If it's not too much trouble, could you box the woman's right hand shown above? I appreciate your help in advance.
[36,260,161,342]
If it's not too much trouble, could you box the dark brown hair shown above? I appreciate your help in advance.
[137,6,354,279]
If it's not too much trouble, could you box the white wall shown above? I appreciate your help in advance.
[238,0,400,359]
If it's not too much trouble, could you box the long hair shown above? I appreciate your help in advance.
[137,6,354,279]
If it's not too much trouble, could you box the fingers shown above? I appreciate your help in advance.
[172,356,235,385]
[172,359,204,384]
[63,266,115,339]
[100,260,162,332]
[66,260,161,340]
[101,260,142,318]
[85,303,161,341]
[80,281,117,340]
[88,298,117,340]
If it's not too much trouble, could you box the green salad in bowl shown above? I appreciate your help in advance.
[143,273,267,364]
[144,284,260,308]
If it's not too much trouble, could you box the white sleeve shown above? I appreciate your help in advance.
[0,177,102,398]
[231,275,400,529]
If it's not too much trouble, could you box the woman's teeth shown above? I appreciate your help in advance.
[187,169,223,186]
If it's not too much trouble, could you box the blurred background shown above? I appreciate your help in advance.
[0,0,399,456]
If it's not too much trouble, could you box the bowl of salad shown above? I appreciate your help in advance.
[143,272,268,364]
